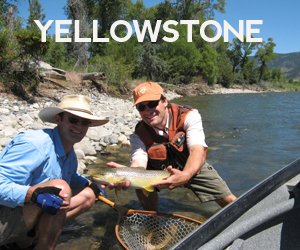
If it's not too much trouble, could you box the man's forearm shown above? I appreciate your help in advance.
[182,145,205,180]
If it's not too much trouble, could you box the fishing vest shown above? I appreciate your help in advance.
[135,103,207,171]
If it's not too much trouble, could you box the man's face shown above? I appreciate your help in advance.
[137,98,168,130]
[55,112,91,150]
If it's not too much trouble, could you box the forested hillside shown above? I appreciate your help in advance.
[266,52,300,81]
[0,0,298,99]
[251,52,300,81]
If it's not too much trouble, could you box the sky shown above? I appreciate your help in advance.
[16,0,300,54]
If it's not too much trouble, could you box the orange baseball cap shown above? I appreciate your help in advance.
[133,82,165,106]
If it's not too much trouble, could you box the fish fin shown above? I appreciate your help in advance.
[142,189,150,197]
[142,186,155,197]
[144,186,155,192]
[119,177,127,182]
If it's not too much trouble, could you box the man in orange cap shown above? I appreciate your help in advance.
[107,82,236,211]
[0,95,108,250]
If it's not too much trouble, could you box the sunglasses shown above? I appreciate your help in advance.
[67,117,92,127]
[136,100,160,112]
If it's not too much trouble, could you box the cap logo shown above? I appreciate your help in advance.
[139,87,147,94]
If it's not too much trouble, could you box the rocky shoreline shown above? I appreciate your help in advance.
[0,87,182,173]
[0,83,275,173]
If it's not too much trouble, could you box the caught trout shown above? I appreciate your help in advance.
[92,167,170,196]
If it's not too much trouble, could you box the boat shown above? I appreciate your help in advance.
[172,157,300,250]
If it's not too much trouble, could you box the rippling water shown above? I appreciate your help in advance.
[56,91,300,250]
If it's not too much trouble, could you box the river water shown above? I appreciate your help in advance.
[56,91,300,250]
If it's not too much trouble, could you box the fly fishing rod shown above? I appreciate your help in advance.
[98,196,202,250]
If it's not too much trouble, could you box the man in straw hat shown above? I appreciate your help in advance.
[0,95,108,250]
[106,82,236,211]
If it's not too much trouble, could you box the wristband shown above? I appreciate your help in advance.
[31,186,61,203]
[89,182,107,198]
[30,186,63,215]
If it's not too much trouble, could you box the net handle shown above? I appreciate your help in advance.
[98,195,131,216]
[98,196,134,250]
[98,195,203,224]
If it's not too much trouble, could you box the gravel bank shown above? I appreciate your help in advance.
[0,89,181,173]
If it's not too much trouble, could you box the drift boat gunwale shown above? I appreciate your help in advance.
[172,157,300,250]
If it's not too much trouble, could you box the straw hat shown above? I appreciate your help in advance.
[133,82,165,106]
[39,95,109,127]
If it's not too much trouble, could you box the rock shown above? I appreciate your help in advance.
[86,126,108,141]
[115,117,125,124]
[0,138,12,147]
[18,114,34,123]
[74,137,97,156]
[118,134,127,143]
[2,127,18,138]
[106,144,120,151]
[75,149,85,160]
[83,156,101,164]
[12,106,19,112]
[121,140,131,147]
[0,108,10,115]
[103,135,119,144]
[77,161,87,175]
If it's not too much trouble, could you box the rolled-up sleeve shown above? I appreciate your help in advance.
[129,133,148,162]
[183,109,208,148]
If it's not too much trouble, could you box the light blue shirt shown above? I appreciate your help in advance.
[0,127,89,208]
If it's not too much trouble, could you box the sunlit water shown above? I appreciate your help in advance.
[56,91,300,250]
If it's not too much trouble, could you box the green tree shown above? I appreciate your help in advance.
[15,29,50,60]
[134,42,168,81]
[127,0,147,22]
[217,56,234,87]
[227,39,242,73]
[255,37,278,82]
[72,0,132,57]
[0,29,18,71]
[271,67,282,81]
[0,0,19,27]
[89,34,137,87]
[96,0,131,34]
[215,39,234,87]
[0,3,18,70]
[261,67,271,81]
[170,0,226,20]
[27,0,45,32]
[43,35,66,68]
[192,20,218,85]
[242,60,257,84]
[198,43,218,85]
[161,25,201,84]
[228,36,258,73]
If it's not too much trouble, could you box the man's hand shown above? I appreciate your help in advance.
[105,162,130,191]
[31,187,63,215]
[106,161,127,168]
[150,166,191,190]
[88,182,107,198]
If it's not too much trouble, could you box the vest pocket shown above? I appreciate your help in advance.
[148,143,168,170]
[169,131,186,152]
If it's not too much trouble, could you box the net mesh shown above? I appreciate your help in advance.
[118,213,199,250]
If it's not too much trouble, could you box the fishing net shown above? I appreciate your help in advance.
[118,212,199,250]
